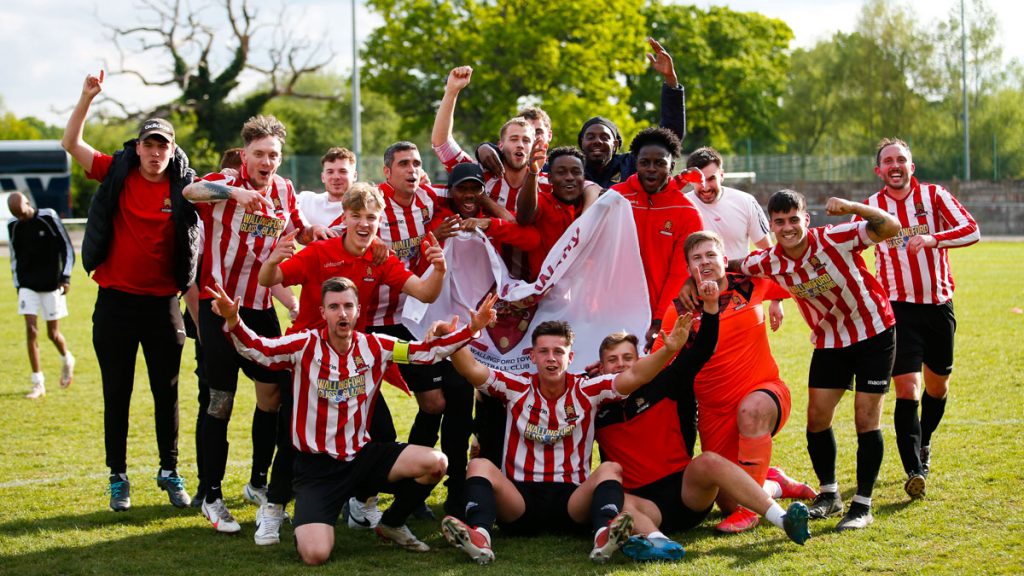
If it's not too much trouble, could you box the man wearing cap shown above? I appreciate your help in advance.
[578,38,686,189]
[63,71,199,512]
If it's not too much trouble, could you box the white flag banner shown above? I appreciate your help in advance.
[403,192,650,373]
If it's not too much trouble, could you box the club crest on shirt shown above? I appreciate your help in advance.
[363,266,375,282]
[353,355,365,369]
[564,402,579,423]
[807,256,825,272]
[161,197,172,213]
[660,220,673,236]
[914,202,929,218]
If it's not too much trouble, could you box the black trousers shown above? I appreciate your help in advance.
[93,288,184,475]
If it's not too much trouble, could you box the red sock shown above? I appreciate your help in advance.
[737,433,773,487]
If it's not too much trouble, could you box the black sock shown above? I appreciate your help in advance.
[855,429,884,499]
[920,391,947,447]
[204,416,229,502]
[464,476,497,530]
[806,428,837,486]
[894,398,922,475]
[380,478,436,527]
[250,407,276,487]
[408,410,442,448]
[590,479,624,533]
[266,402,295,506]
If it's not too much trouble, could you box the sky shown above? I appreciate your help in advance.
[1,0,1020,127]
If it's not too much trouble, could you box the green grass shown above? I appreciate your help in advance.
[1,243,1022,575]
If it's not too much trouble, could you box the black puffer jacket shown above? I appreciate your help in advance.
[81,139,200,292]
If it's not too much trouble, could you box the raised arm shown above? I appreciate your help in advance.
[826,197,900,244]
[515,140,547,225]
[258,230,297,287]
[614,312,694,395]
[62,72,104,173]
[431,66,473,149]
[433,293,499,387]
[648,38,686,143]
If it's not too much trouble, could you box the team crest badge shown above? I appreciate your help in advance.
[483,286,541,354]
[363,266,375,282]
[808,256,825,271]
[914,202,929,217]
[421,207,430,223]
[564,403,578,423]
[660,220,673,237]
[353,355,365,369]
[161,197,172,213]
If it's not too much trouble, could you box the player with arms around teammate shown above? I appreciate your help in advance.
[732,190,900,531]
[437,314,693,565]
[63,71,200,512]
[206,278,499,564]
[865,138,979,498]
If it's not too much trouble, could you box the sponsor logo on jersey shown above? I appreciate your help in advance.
[524,422,575,445]
[790,274,839,299]
[885,224,930,249]
[317,375,366,403]
[390,235,423,262]
[239,212,285,238]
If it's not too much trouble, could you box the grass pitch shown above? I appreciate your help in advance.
[0,243,1021,575]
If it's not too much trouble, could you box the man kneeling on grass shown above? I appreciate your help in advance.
[435,313,692,565]
[207,277,497,565]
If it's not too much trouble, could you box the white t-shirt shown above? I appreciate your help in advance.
[296,191,345,228]
[685,186,770,260]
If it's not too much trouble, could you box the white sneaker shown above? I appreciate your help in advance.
[347,496,382,529]
[243,482,268,507]
[202,498,241,534]
[255,502,286,545]
[61,353,75,388]
[25,382,45,400]
[376,523,430,552]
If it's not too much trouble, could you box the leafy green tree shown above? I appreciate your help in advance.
[628,2,793,153]
[362,0,649,148]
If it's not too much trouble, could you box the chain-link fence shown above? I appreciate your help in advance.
[277,154,449,191]
[721,154,877,183]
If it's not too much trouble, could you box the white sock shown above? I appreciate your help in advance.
[647,530,667,540]
[851,495,872,507]
[160,469,175,478]
[114,473,128,481]
[62,352,74,363]
[765,503,787,529]
[764,479,782,498]
[819,482,839,494]
[31,372,44,385]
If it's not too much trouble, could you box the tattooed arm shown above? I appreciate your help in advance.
[826,197,900,243]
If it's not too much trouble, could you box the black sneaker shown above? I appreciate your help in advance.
[835,502,873,531]
[904,474,926,500]
[808,491,843,519]
[191,482,207,509]
[108,475,131,512]
[920,445,932,478]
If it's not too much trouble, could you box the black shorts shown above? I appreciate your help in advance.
[291,442,407,527]
[366,324,444,393]
[498,481,587,536]
[808,326,895,394]
[198,299,290,391]
[891,300,956,377]
[629,470,711,533]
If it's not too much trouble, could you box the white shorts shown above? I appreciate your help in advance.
[18,287,68,321]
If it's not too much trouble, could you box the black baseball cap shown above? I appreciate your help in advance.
[138,118,175,142]
[449,162,485,188]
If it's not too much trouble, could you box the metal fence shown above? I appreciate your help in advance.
[722,154,876,183]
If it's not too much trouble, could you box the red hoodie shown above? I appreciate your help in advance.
[610,174,704,321]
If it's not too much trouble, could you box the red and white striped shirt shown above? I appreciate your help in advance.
[863,178,979,304]
[741,221,895,349]
[480,370,625,485]
[194,171,308,309]
[227,321,475,461]
[432,138,551,213]
[370,181,440,326]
